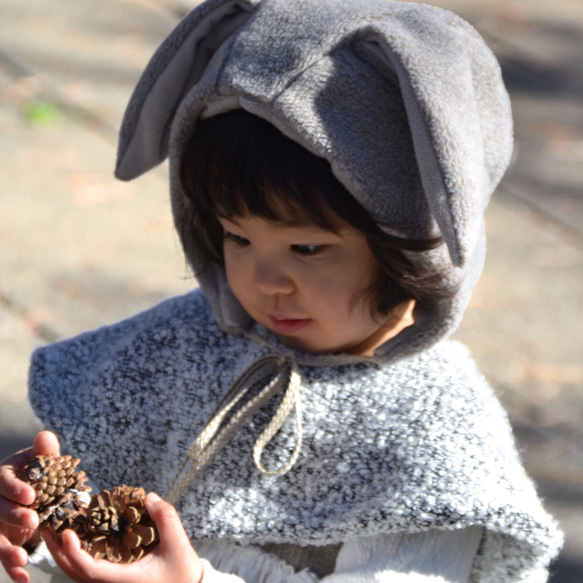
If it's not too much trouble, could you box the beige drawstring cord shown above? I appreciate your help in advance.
[164,352,303,505]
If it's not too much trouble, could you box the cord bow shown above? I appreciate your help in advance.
[164,352,303,505]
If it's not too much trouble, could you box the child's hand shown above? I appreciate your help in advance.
[44,493,204,583]
[0,431,61,583]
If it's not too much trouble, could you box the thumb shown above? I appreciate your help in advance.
[32,431,61,458]
[146,493,192,555]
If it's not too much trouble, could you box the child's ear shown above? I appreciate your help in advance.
[115,0,258,182]
[356,9,513,267]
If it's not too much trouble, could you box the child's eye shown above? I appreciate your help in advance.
[224,232,249,247]
[291,244,325,256]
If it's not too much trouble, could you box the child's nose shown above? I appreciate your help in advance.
[254,260,294,295]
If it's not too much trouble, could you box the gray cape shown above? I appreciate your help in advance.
[29,290,562,582]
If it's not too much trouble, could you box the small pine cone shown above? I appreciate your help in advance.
[75,485,159,564]
[19,455,92,537]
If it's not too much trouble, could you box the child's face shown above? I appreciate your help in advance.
[218,212,412,355]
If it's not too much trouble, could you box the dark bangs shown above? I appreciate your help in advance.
[179,109,372,235]
[178,109,452,315]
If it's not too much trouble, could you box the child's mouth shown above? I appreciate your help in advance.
[269,315,311,335]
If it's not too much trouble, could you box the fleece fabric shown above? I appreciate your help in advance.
[114,0,513,366]
[29,290,562,582]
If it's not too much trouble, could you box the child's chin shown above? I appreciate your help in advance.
[274,333,335,356]
[273,332,311,353]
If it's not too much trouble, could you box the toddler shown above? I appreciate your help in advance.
[0,0,562,581]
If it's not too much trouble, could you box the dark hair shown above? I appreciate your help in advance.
[178,109,453,316]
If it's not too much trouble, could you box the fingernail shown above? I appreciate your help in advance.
[147,492,161,503]
[25,512,39,531]
[66,529,81,550]
[17,546,29,566]
[17,485,35,506]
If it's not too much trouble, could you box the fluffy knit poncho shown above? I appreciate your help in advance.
[29,290,562,582]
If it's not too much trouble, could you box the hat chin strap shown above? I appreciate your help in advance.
[164,352,303,505]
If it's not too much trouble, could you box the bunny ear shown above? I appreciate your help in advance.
[359,8,512,266]
[115,0,258,181]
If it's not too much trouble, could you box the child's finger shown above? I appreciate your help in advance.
[42,530,89,582]
[146,493,192,556]
[0,496,38,531]
[55,529,149,583]
[61,529,118,581]
[45,529,131,583]
[0,456,36,507]
[2,563,29,583]
[0,531,26,565]
[145,494,204,583]
[0,522,36,550]
[31,431,61,458]
[0,532,29,583]
[0,431,60,508]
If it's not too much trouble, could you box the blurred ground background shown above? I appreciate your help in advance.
[0,0,581,581]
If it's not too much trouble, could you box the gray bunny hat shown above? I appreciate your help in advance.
[115,0,513,364]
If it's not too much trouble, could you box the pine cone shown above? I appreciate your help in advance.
[19,454,92,537]
[75,485,159,564]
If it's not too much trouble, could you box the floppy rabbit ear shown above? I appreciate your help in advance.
[359,9,512,266]
[115,0,258,181]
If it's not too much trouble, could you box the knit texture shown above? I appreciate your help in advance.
[114,0,512,366]
[29,290,562,582]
